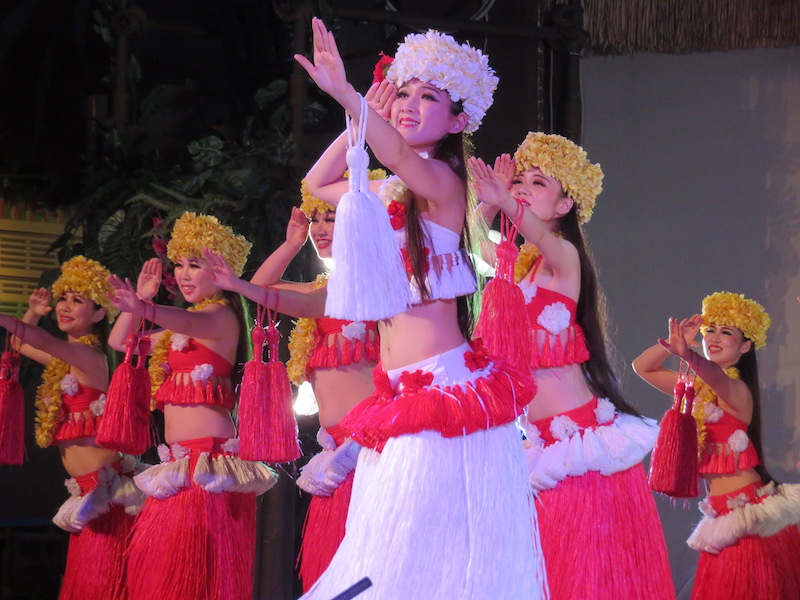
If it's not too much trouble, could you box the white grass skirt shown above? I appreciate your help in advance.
[302,422,548,599]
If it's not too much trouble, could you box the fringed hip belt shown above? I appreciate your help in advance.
[523,398,659,492]
[340,340,534,452]
[688,481,800,553]
[53,456,146,533]
[134,436,278,500]
[297,424,361,496]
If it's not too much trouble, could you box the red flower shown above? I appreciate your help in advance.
[373,367,393,398]
[152,216,165,229]
[151,236,167,255]
[399,369,434,393]
[372,52,394,84]
[464,340,491,372]
[387,200,406,230]
[400,247,430,276]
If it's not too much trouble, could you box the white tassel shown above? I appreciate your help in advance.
[134,458,190,500]
[325,95,409,321]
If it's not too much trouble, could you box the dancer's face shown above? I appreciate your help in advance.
[310,210,335,259]
[390,79,467,154]
[702,324,751,368]
[173,257,221,303]
[55,291,105,338]
[511,167,574,225]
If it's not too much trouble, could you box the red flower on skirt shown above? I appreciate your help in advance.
[372,367,393,398]
[464,339,491,372]
[399,369,435,393]
[387,200,407,230]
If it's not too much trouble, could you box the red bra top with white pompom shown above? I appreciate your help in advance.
[307,318,380,372]
[517,264,589,369]
[53,384,105,443]
[698,405,759,475]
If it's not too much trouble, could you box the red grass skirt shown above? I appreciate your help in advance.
[59,502,134,600]
[124,439,260,600]
[690,482,800,600]
[537,466,674,600]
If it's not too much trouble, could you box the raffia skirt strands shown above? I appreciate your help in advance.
[524,399,674,600]
[56,458,144,600]
[302,342,548,600]
[123,437,277,600]
[689,481,800,600]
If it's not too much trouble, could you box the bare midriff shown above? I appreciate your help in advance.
[310,361,376,429]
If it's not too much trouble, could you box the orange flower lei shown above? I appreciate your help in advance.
[287,273,329,386]
[147,295,228,408]
[34,334,102,448]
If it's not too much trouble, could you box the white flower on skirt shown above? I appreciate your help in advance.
[190,363,214,383]
[550,415,580,441]
[726,492,749,511]
[171,333,190,351]
[89,394,106,416]
[698,499,718,517]
[171,443,189,460]
[537,302,570,335]
[60,374,79,396]
[594,398,617,424]
[727,429,750,453]
[64,477,82,497]
[221,438,239,454]
[341,321,367,341]
[157,444,172,463]
[518,280,538,304]
[703,402,724,423]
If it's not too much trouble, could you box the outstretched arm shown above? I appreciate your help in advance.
[251,207,309,286]
[632,315,702,395]
[204,250,327,318]
[297,18,464,210]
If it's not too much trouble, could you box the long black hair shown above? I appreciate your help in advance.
[222,289,252,389]
[734,345,776,484]
[401,99,483,340]
[557,205,640,417]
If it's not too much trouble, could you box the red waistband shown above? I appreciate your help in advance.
[171,436,231,454]
[533,398,601,444]
[707,480,770,515]
[74,460,123,495]
[326,423,348,447]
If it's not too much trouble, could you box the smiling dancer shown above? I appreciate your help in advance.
[633,292,800,599]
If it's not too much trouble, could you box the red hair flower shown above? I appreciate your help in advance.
[372,52,394,84]
[387,200,406,230]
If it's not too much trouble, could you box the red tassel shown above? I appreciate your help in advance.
[648,379,699,498]
[96,334,152,455]
[473,240,531,372]
[0,351,25,465]
[238,306,300,462]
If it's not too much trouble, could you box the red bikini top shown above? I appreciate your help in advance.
[307,318,380,373]
[154,338,236,411]
[517,261,589,369]
[699,405,759,475]
[53,383,105,443]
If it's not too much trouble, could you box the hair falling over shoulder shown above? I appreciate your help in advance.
[734,347,776,485]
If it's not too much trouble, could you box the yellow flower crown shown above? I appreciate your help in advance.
[299,169,388,218]
[386,30,498,134]
[513,132,604,225]
[52,256,118,321]
[701,291,770,349]
[167,212,252,276]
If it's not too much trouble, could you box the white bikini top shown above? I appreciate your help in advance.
[379,176,477,305]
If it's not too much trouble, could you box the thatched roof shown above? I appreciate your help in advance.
[584,0,800,53]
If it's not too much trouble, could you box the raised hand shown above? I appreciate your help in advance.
[137,258,162,301]
[203,249,240,292]
[294,17,350,101]
[493,153,515,190]
[468,156,513,208]
[286,207,310,250]
[658,317,691,359]
[679,314,702,347]
[28,287,52,316]
[365,79,396,121]
[107,276,143,315]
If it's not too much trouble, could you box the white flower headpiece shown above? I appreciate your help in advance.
[386,30,498,134]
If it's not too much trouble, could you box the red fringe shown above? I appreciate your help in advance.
[0,353,25,464]
[341,362,534,452]
[649,395,699,498]
[297,470,355,592]
[58,503,135,600]
[307,335,381,371]
[53,414,101,443]
[537,466,675,600]
[530,326,590,369]
[692,525,800,599]
[473,277,532,373]
[97,361,151,455]
[154,377,235,411]
[124,482,256,600]
[699,444,760,475]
